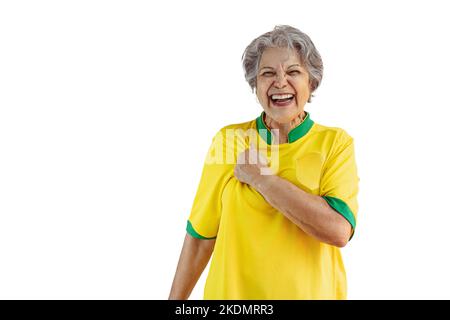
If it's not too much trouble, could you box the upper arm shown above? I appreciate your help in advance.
[320,130,359,241]
[186,130,233,239]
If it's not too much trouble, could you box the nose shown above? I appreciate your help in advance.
[274,72,288,88]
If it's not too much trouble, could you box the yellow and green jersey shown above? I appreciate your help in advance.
[186,111,359,299]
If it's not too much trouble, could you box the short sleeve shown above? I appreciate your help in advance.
[186,130,233,239]
[320,130,359,239]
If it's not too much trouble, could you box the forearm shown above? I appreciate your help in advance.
[169,233,215,300]
[253,174,351,247]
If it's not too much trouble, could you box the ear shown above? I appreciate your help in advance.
[308,80,314,103]
[308,79,314,92]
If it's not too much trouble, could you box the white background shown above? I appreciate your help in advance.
[1,0,450,299]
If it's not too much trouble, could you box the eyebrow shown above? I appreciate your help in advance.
[259,64,302,71]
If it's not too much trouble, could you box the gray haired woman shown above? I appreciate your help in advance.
[169,25,359,300]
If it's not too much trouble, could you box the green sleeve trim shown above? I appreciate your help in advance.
[186,220,216,240]
[322,196,356,240]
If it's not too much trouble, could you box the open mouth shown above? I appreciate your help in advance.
[270,93,295,107]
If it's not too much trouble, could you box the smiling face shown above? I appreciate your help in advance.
[255,47,311,124]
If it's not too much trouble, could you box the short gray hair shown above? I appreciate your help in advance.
[241,25,323,102]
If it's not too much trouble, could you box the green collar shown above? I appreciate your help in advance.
[256,111,314,144]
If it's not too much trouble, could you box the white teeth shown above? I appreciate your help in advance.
[271,94,294,100]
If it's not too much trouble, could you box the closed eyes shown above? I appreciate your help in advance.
[261,70,301,76]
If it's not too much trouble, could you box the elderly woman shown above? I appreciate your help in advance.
[169,25,359,300]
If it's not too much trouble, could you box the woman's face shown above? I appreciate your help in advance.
[256,47,311,123]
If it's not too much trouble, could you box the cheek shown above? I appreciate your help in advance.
[256,85,269,100]
[256,78,270,92]
[257,94,268,106]
[254,88,263,101]
[292,80,310,96]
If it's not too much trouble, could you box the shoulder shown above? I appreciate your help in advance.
[310,121,354,146]
[210,119,256,142]
[217,119,256,133]
[205,119,256,161]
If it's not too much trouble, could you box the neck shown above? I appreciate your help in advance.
[264,111,306,144]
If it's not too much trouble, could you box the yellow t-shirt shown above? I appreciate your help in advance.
[186,111,359,299]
